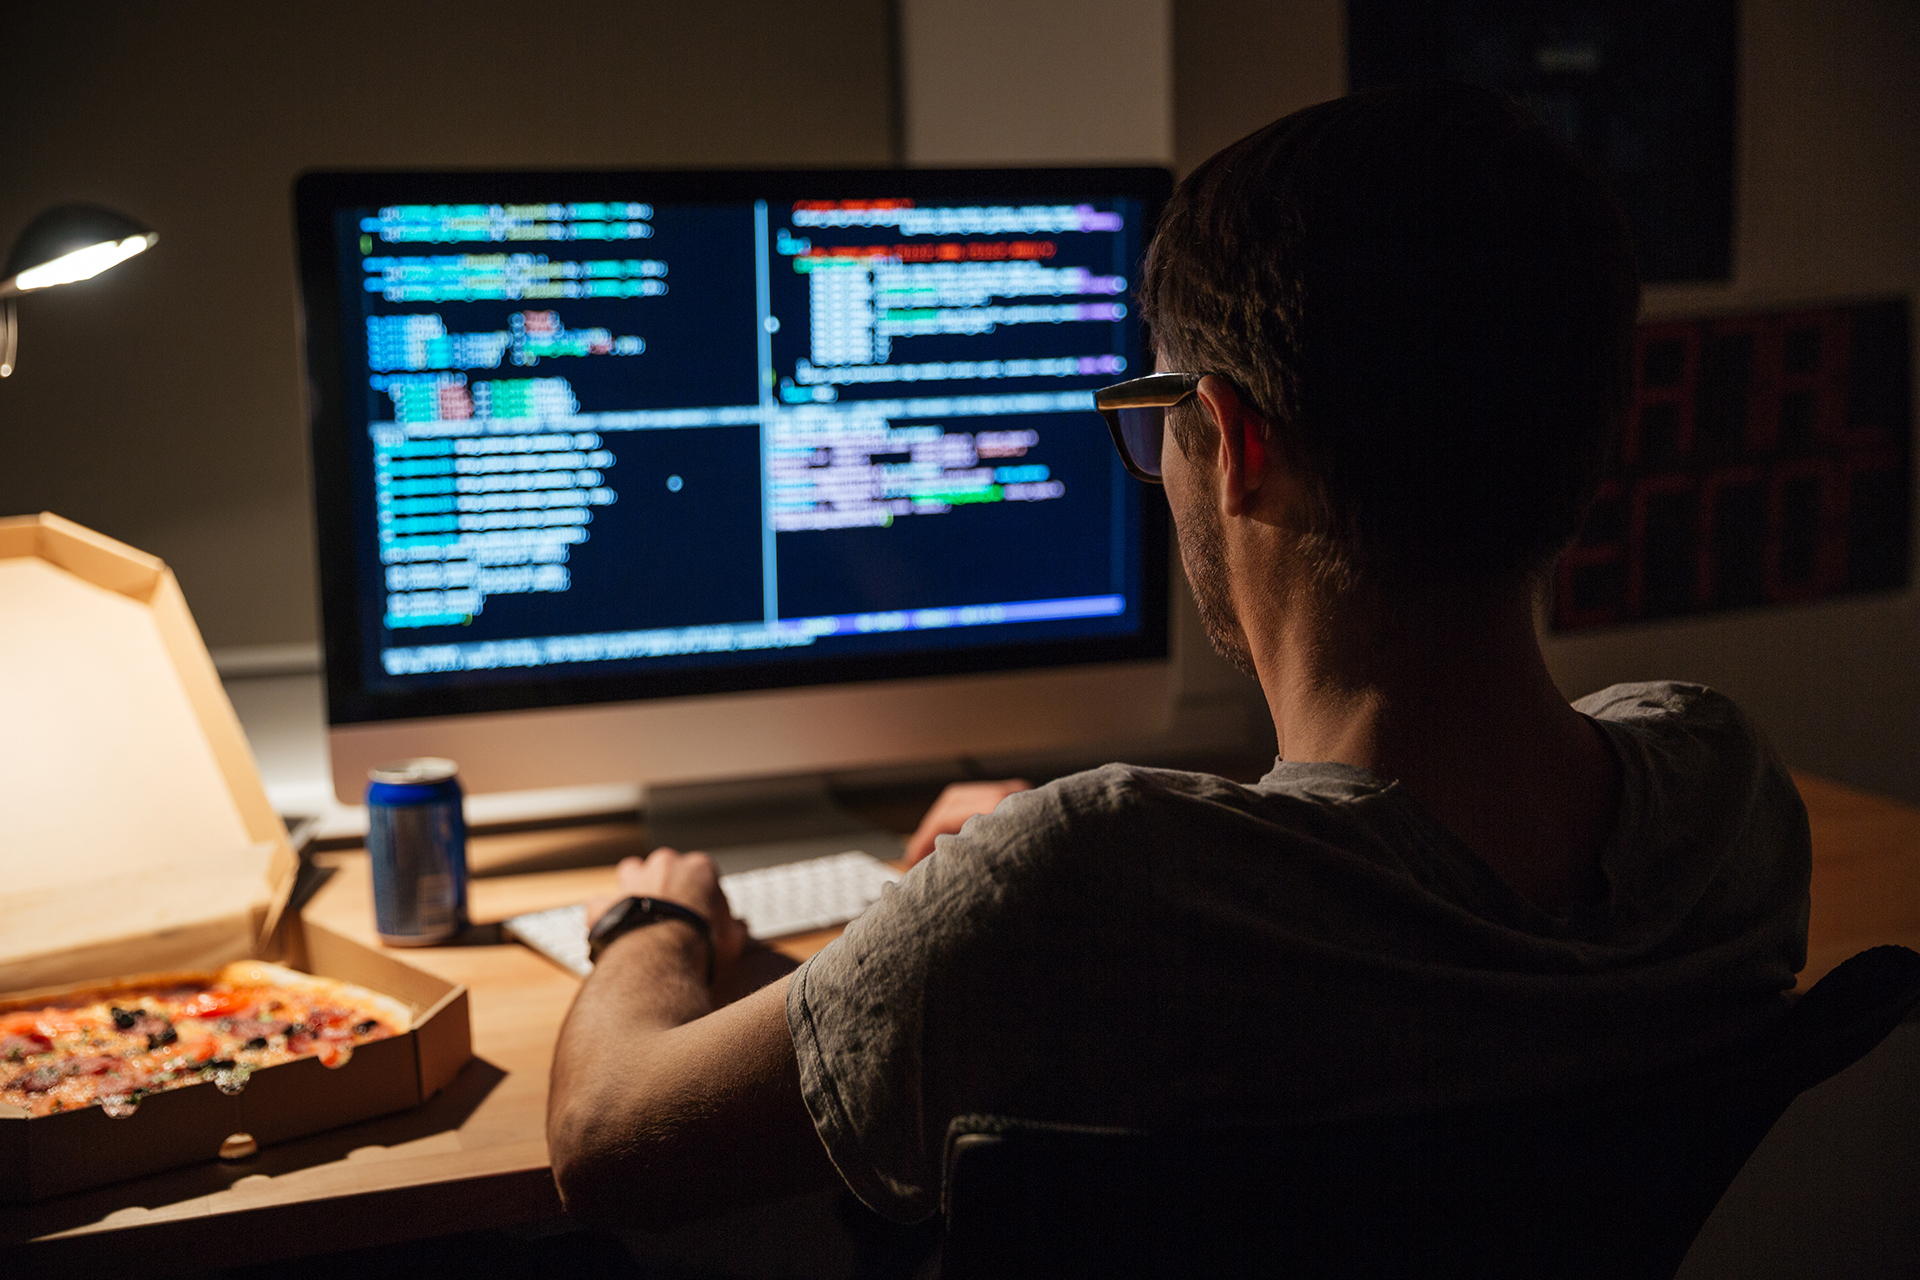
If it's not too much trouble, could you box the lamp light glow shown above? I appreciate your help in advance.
[12,234,155,292]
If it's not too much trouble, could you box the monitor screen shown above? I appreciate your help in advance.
[296,168,1171,728]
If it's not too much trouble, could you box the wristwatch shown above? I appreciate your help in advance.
[587,896,715,980]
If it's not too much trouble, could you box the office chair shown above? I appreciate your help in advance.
[939,945,1920,1280]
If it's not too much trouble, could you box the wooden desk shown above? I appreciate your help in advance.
[9,772,1920,1268]
[1793,774,1920,987]
[1,819,840,1269]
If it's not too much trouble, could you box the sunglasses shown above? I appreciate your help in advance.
[1094,372,1205,484]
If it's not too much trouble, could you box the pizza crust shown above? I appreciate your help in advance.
[0,970,226,1015]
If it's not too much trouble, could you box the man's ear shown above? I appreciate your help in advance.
[1196,375,1268,516]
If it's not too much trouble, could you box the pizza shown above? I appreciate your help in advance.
[0,961,412,1119]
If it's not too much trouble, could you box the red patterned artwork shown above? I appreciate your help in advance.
[1553,298,1911,631]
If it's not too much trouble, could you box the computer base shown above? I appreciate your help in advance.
[645,774,905,875]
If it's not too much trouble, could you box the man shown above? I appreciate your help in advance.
[547,83,1809,1229]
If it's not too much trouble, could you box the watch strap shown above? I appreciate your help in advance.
[587,895,715,981]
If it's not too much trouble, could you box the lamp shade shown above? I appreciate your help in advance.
[2,204,158,294]
[0,204,158,377]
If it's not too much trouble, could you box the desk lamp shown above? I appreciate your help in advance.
[0,204,158,377]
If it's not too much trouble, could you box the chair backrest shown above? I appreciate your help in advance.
[939,945,1920,1280]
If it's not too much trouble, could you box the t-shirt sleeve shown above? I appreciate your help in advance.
[785,783,1081,1221]
[1574,679,1811,982]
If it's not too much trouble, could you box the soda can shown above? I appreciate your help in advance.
[365,758,469,945]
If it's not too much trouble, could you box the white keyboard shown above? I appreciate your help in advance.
[504,850,903,977]
[721,850,904,939]
[504,903,596,976]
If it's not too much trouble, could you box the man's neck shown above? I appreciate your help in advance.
[1248,577,1618,911]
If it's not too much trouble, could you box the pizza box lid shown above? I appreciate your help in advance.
[0,513,301,993]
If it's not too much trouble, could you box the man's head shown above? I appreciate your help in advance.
[1141,83,1641,608]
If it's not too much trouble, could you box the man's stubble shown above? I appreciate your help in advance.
[1175,484,1260,682]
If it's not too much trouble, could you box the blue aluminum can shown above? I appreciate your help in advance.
[366,758,469,945]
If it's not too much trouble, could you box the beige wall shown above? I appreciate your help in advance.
[1174,0,1346,173]
[0,4,893,648]
[1172,0,1920,802]
[902,0,1172,165]
[6,1,1915,800]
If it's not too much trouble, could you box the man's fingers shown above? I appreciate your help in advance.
[616,848,718,900]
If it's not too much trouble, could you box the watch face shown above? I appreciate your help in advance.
[584,895,713,972]
[588,896,639,954]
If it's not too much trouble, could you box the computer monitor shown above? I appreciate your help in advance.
[295,167,1174,809]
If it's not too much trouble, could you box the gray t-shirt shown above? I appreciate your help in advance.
[787,681,1812,1221]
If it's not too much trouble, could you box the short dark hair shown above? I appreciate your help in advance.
[1141,82,1640,585]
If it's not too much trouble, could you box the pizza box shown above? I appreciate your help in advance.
[0,513,472,1202]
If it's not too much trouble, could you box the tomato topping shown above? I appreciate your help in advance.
[183,1038,219,1064]
[177,990,251,1019]
[0,1011,78,1038]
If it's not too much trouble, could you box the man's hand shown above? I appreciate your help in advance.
[586,847,749,978]
[904,779,1033,867]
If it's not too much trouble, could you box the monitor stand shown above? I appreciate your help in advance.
[644,774,906,875]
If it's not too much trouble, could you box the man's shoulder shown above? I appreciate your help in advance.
[1574,680,1790,797]
[1574,679,1748,727]
[1036,760,1253,809]
[1039,759,1398,813]
[952,764,1231,867]
[980,760,1397,865]
[1029,760,1288,822]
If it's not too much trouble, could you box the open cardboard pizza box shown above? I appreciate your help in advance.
[0,513,472,1202]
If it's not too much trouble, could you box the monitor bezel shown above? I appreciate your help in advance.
[295,165,1174,728]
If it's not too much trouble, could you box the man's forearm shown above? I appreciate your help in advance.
[550,921,711,1136]
[547,921,719,1224]
[547,922,829,1229]
[544,847,835,1228]
[574,919,714,1033]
